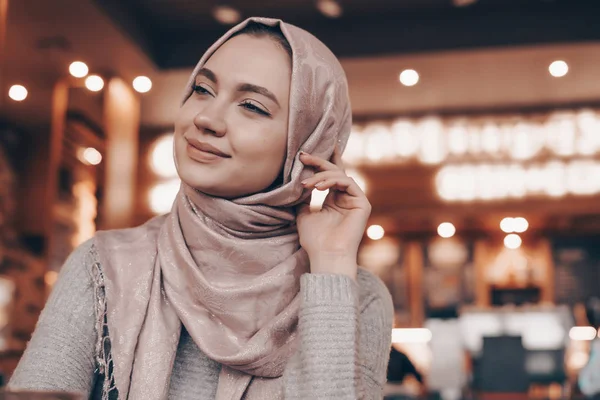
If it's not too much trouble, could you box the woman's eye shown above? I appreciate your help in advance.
[241,101,270,117]
[192,84,213,96]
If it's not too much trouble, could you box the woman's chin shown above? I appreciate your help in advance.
[183,180,241,199]
[179,166,280,200]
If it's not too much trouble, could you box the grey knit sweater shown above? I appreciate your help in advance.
[8,238,393,399]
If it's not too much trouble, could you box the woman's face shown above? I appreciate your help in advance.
[174,34,292,198]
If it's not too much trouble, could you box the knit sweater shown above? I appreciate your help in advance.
[8,238,393,399]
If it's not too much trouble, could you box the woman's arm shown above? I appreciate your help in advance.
[8,239,99,396]
[284,269,393,400]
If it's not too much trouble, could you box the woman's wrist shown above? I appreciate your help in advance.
[307,251,358,281]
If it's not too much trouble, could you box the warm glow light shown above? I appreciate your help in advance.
[418,117,446,164]
[391,119,419,157]
[436,160,600,202]
[513,217,529,233]
[8,85,27,101]
[343,130,365,164]
[504,234,522,249]
[364,124,394,162]
[44,271,58,287]
[133,76,152,93]
[80,147,102,166]
[569,326,597,341]
[85,75,104,92]
[500,217,515,233]
[569,351,589,370]
[69,61,89,78]
[399,69,419,87]
[212,5,241,24]
[316,0,343,18]
[549,60,569,78]
[391,328,432,344]
[367,225,385,240]
[437,222,456,238]
[345,109,600,168]
[149,180,180,214]
[150,134,177,178]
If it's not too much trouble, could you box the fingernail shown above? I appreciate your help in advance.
[299,151,306,156]
[301,180,307,185]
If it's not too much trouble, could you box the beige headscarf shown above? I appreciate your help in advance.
[94,17,352,400]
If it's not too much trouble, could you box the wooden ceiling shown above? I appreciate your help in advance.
[93,0,600,69]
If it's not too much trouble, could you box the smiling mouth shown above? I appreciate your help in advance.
[185,138,230,157]
[185,138,230,164]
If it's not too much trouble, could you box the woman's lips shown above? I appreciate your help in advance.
[185,138,230,163]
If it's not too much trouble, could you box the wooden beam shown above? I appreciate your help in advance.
[406,241,424,327]
[100,77,140,230]
[43,80,69,261]
[473,240,491,307]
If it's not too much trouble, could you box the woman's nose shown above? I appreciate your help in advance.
[193,104,227,137]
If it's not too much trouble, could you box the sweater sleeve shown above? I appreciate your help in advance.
[8,239,99,396]
[284,269,394,399]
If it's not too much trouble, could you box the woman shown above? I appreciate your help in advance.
[9,17,393,399]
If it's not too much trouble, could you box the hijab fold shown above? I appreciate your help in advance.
[95,17,352,400]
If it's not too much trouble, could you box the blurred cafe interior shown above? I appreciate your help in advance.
[2,0,600,398]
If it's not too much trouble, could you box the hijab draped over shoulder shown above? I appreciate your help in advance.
[95,16,352,400]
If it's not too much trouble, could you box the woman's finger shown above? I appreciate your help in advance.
[301,170,346,188]
[331,145,345,170]
[309,176,365,199]
[299,151,339,172]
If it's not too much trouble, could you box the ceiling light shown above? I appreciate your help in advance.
[437,222,456,238]
[504,233,522,249]
[549,60,568,78]
[85,75,104,92]
[316,0,343,18]
[500,217,528,233]
[8,85,27,101]
[69,61,89,78]
[513,217,529,233]
[569,326,597,341]
[399,69,419,87]
[213,5,242,25]
[500,217,515,233]
[367,225,385,240]
[133,76,152,93]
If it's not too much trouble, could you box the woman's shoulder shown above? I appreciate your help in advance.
[94,214,168,247]
[61,237,99,276]
[356,268,393,315]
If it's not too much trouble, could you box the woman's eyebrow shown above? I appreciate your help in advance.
[196,68,218,83]
[196,68,280,107]
[237,83,280,107]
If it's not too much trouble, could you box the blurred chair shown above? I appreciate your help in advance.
[526,349,566,385]
[472,336,529,400]
[425,319,466,399]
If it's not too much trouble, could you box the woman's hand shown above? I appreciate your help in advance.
[296,148,372,281]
